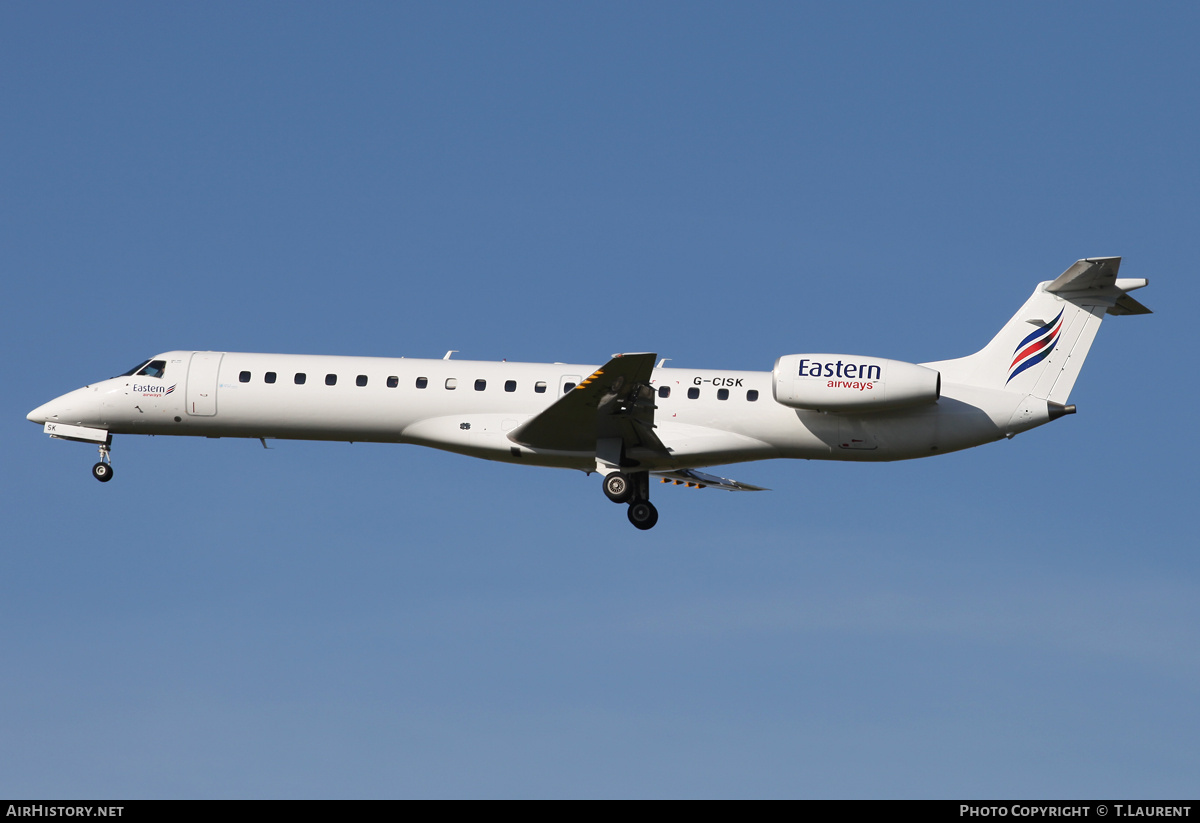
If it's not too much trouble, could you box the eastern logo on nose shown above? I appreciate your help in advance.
[132,383,177,396]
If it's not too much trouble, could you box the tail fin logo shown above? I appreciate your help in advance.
[1007,309,1064,384]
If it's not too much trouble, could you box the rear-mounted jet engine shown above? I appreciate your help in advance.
[772,354,941,412]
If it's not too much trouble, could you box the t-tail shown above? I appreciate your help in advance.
[926,257,1151,404]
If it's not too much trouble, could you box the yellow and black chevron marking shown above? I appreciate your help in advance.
[660,478,707,489]
[575,368,604,389]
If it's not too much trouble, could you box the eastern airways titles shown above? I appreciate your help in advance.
[797,358,883,381]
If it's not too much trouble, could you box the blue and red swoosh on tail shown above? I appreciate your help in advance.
[1007,310,1063,384]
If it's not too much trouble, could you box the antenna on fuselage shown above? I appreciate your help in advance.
[443,350,458,360]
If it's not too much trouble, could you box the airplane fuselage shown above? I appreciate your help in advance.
[30,349,1028,472]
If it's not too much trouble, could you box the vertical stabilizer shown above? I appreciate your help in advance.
[925,257,1150,402]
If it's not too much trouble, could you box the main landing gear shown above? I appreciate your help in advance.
[603,470,658,530]
[91,439,114,483]
[627,499,658,530]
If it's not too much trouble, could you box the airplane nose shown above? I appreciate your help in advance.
[28,398,67,425]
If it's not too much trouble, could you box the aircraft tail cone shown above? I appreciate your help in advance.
[1048,402,1076,421]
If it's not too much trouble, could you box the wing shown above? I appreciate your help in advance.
[653,468,769,492]
[506,352,667,459]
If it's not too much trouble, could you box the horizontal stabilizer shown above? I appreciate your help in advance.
[1044,257,1153,315]
[1109,294,1153,316]
[1046,256,1122,294]
[653,468,768,491]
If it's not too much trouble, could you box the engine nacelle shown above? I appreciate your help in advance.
[772,354,941,412]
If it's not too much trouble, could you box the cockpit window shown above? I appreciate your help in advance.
[137,360,167,378]
[121,359,153,377]
[120,359,166,378]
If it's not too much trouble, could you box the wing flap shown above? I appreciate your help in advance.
[652,468,769,492]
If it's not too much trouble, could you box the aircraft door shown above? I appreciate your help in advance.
[186,352,223,416]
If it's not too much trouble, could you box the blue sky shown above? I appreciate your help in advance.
[3,2,1197,798]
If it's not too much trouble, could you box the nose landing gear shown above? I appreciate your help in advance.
[602,471,659,530]
[92,439,114,482]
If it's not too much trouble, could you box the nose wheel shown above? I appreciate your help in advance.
[92,440,114,482]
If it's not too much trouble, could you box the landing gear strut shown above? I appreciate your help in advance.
[603,470,658,530]
[92,439,113,482]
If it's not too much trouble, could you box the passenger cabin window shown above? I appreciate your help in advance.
[747,389,759,401]
[239,371,251,383]
[563,382,577,392]
[688,387,700,399]
[356,375,368,387]
[325,374,337,386]
[445,378,457,390]
[415,377,428,389]
[504,380,516,392]
[658,386,670,398]
[717,388,729,400]
[265,372,277,384]
[535,382,547,393]
[387,376,399,388]
[295,373,306,385]
[475,379,486,391]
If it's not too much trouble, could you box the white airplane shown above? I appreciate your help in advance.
[28,257,1149,529]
